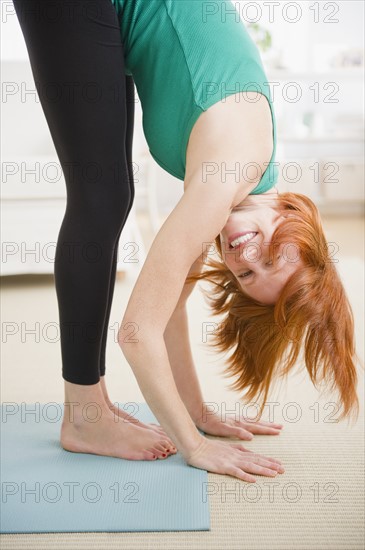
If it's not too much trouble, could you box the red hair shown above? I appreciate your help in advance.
[186,192,362,423]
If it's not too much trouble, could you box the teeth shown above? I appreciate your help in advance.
[230,232,257,248]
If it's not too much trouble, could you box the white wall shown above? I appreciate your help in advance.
[1,0,364,216]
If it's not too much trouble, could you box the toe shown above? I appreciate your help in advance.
[154,443,168,453]
[151,447,167,459]
[157,452,168,459]
[144,450,158,461]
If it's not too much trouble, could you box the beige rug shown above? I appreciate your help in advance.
[1,216,364,549]
[1,401,363,550]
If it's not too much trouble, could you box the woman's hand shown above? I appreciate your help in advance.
[195,410,283,440]
[185,438,285,482]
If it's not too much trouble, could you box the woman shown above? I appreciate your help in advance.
[13,0,360,482]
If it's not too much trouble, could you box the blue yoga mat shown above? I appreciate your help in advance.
[0,402,210,533]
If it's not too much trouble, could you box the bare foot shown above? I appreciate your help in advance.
[61,404,176,461]
[106,401,174,440]
[100,376,175,447]
[61,380,177,461]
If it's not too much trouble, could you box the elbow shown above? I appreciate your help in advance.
[117,315,142,358]
[117,324,139,360]
[117,315,164,359]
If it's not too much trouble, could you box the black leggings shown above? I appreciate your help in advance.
[13,0,135,385]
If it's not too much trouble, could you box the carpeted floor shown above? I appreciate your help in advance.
[1,414,364,550]
[1,214,364,550]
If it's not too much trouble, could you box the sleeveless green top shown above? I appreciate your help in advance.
[110,0,278,194]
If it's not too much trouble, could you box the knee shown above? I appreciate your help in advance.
[127,180,135,212]
[126,162,135,210]
[107,183,134,226]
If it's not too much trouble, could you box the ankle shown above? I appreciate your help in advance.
[63,401,112,424]
[63,379,110,423]
[99,375,112,405]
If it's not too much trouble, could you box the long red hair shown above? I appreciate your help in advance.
[186,192,362,423]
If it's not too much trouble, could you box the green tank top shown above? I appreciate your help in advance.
[110,0,278,195]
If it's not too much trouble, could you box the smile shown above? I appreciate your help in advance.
[229,232,258,248]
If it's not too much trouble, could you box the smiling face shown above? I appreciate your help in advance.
[219,190,304,304]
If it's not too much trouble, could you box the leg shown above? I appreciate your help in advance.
[97,76,166,433]
[13,0,130,385]
[99,74,136,381]
[13,0,175,459]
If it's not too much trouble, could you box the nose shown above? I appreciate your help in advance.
[241,243,279,264]
[244,245,258,260]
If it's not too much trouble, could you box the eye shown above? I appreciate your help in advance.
[267,254,281,266]
[238,270,253,279]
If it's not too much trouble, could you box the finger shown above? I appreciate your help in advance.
[229,426,254,440]
[229,443,253,453]
[250,456,285,473]
[244,452,284,467]
[261,421,283,429]
[241,418,283,429]
[233,446,284,465]
[226,466,256,483]
[239,423,282,435]
[241,462,279,477]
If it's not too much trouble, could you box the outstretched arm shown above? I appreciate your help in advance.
[118,176,251,458]
[118,176,285,479]
[163,255,206,423]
